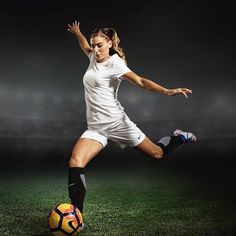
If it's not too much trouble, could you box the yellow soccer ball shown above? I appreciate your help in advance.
[48,203,83,236]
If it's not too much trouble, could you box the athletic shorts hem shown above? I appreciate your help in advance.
[80,130,108,147]
[131,134,146,148]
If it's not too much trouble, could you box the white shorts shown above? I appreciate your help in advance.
[80,117,146,148]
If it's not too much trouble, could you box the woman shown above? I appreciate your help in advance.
[67,21,196,215]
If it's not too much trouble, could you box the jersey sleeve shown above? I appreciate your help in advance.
[88,52,94,62]
[112,55,131,79]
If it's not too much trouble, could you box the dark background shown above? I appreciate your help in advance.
[0,0,235,171]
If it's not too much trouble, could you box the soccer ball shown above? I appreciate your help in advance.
[48,203,84,236]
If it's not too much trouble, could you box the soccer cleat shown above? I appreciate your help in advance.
[80,222,85,231]
[174,129,197,143]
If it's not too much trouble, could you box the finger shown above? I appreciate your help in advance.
[184,88,192,93]
[182,92,188,99]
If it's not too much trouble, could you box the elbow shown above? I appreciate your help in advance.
[139,82,145,89]
[138,78,146,89]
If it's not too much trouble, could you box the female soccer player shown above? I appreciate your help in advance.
[67,21,196,214]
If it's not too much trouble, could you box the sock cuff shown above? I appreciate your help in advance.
[157,143,167,156]
[157,136,183,156]
[69,167,85,174]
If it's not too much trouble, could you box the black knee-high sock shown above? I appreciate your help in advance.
[157,136,184,156]
[68,167,86,213]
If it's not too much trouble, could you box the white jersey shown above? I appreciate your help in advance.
[83,53,131,128]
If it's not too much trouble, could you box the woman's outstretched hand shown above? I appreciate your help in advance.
[167,88,192,99]
[67,20,80,34]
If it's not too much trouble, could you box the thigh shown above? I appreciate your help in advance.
[134,137,163,159]
[70,138,104,167]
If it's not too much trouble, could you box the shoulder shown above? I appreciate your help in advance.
[109,54,131,77]
[110,53,126,65]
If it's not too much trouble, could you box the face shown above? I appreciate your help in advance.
[90,36,112,63]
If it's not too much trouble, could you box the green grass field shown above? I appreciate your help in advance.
[0,158,236,236]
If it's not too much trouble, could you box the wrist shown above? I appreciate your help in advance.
[75,30,82,36]
[163,88,170,96]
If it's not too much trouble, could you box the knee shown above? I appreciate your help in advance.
[150,149,163,160]
[69,154,86,168]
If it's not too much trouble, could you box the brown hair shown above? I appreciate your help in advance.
[91,28,127,64]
